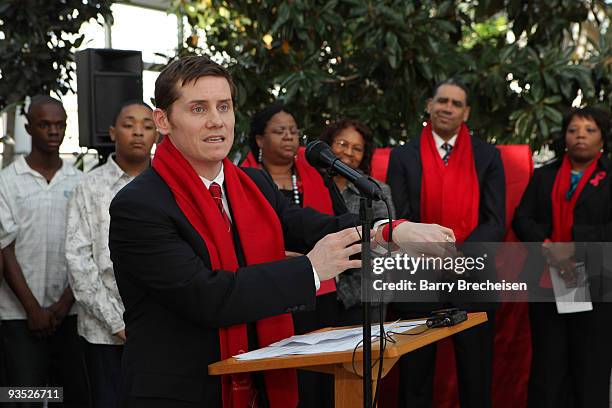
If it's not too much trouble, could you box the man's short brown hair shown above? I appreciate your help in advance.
[154,56,236,115]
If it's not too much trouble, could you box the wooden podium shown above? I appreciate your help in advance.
[209,312,487,407]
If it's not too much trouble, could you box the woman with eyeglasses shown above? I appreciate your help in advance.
[242,104,341,408]
[318,119,395,317]
[319,119,395,222]
[242,104,333,212]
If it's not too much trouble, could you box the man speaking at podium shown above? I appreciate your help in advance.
[109,56,453,408]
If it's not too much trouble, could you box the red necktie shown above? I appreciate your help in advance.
[209,183,257,405]
[209,182,232,232]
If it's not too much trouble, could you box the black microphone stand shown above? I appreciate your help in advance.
[320,165,376,408]
[359,196,374,408]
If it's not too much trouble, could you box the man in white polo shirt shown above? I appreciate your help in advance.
[0,95,88,407]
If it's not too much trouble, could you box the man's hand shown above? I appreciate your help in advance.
[48,300,72,330]
[388,222,456,258]
[26,305,55,338]
[3,242,56,337]
[47,287,75,330]
[114,329,127,342]
[392,221,455,243]
[307,227,363,281]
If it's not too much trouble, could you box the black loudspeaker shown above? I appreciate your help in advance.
[76,49,143,150]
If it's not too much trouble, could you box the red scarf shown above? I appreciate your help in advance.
[242,148,336,295]
[153,139,297,408]
[420,122,480,243]
[541,153,601,287]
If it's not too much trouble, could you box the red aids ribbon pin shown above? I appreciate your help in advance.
[590,171,606,187]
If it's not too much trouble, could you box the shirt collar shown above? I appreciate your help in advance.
[14,155,34,175]
[104,153,132,183]
[199,162,225,189]
[341,181,357,194]
[338,167,366,194]
[14,155,78,178]
[432,130,458,148]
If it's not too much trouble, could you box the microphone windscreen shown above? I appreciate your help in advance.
[305,140,332,167]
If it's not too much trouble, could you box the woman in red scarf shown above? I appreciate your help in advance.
[241,104,337,295]
[318,118,396,320]
[513,106,612,408]
[242,104,341,408]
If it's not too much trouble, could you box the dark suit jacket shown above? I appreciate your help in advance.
[512,156,612,301]
[109,166,357,407]
[386,135,506,242]
[386,134,506,311]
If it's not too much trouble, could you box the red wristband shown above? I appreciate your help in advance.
[382,219,408,242]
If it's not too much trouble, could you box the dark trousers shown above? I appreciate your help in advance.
[528,303,612,408]
[0,315,89,408]
[83,340,123,408]
[397,310,495,408]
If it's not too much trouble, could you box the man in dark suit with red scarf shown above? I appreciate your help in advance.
[109,56,454,408]
[387,79,506,408]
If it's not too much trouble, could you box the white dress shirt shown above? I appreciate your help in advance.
[65,155,131,345]
[0,156,83,320]
[199,163,321,290]
[199,164,232,222]
[432,131,458,159]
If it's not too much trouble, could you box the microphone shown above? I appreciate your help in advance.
[305,140,385,201]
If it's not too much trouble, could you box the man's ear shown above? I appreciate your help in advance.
[109,126,116,142]
[153,108,170,135]
[463,106,471,122]
[425,98,433,115]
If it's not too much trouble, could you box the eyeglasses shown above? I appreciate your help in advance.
[332,139,365,154]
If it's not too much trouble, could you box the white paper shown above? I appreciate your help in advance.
[549,265,593,314]
[234,320,427,361]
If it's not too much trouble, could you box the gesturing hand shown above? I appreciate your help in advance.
[391,221,456,258]
[307,227,363,281]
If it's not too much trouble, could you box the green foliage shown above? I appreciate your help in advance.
[0,0,113,110]
[171,0,610,152]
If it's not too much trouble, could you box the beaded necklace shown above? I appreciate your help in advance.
[260,161,301,206]
[290,167,300,206]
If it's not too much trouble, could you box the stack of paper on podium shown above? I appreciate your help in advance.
[234,320,427,361]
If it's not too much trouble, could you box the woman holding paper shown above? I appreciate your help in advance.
[513,106,612,408]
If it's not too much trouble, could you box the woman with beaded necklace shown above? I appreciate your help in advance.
[242,103,339,408]
[242,103,335,222]
[244,104,303,204]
